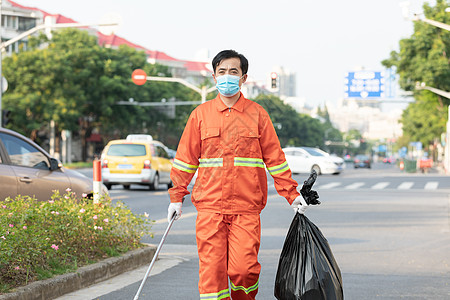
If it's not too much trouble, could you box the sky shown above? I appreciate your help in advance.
[15,0,435,107]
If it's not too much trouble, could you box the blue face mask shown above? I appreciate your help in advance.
[215,74,242,97]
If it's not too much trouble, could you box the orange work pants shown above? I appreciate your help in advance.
[196,212,261,300]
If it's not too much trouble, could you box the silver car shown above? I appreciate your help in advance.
[0,127,104,201]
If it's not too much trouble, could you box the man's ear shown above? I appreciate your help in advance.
[241,74,248,84]
[212,73,217,84]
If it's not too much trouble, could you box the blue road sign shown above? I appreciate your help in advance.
[344,71,385,99]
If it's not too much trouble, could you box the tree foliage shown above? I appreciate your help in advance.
[382,0,450,149]
[2,29,200,158]
[253,94,325,148]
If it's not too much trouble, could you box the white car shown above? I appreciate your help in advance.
[282,147,344,175]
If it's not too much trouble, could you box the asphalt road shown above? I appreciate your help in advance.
[63,163,450,300]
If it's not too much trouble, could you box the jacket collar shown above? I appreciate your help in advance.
[214,92,245,112]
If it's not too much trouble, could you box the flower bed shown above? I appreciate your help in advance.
[0,190,152,293]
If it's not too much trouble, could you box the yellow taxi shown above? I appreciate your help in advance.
[100,134,173,190]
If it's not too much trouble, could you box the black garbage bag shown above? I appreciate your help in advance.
[274,170,343,300]
[274,213,343,300]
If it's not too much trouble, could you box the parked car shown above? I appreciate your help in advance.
[353,154,371,168]
[100,134,173,190]
[0,128,103,201]
[382,156,396,164]
[282,147,344,175]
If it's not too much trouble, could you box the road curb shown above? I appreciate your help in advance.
[0,245,156,300]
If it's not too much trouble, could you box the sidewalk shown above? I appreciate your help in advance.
[0,245,156,300]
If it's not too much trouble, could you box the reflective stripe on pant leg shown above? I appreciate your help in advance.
[227,214,261,300]
[196,212,230,300]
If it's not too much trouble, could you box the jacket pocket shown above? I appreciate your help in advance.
[201,127,222,156]
[236,127,260,156]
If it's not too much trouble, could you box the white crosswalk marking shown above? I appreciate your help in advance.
[318,182,341,189]
[424,181,439,190]
[398,182,414,189]
[345,182,365,189]
[371,182,390,189]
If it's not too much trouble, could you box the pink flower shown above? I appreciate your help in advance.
[103,218,109,223]
[93,215,98,220]
[82,193,88,198]
[2,205,6,209]
[64,195,69,199]
[15,266,20,270]
[144,212,149,218]
[48,200,54,204]
[98,226,103,231]
[51,211,55,214]
[23,226,27,230]
[1,236,5,240]
[79,208,85,213]
[66,188,71,192]
[51,244,59,250]
[8,224,13,228]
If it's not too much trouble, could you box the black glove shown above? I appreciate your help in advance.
[300,170,321,205]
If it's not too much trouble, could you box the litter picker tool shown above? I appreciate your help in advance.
[133,213,176,300]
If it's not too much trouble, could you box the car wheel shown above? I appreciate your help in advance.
[150,173,160,191]
[167,180,173,189]
[105,184,112,190]
[311,165,321,175]
[123,184,130,190]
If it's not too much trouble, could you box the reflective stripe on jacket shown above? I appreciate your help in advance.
[169,93,300,214]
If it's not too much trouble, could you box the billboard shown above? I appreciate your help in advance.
[344,71,385,99]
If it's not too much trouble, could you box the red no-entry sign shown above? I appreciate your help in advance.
[132,69,147,85]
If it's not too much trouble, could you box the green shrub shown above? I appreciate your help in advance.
[0,190,153,293]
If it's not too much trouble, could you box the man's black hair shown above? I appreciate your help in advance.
[212,50,249,75]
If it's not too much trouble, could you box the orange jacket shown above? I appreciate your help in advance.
[169,93,300,214]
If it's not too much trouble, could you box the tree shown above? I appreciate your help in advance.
[382,0,449,154]
[253,94,325,148]
[2,28,201,159]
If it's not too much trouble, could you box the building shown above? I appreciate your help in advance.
[3,0,212,83]
[326,98,403,141]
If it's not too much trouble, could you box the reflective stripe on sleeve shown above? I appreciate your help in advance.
[200,288,230,300]
[199,158,223,167]
[173,159,198,173]
[267,161,290,175]
[234,157,265,168]
[230,279,259,294]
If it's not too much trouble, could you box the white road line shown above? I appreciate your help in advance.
[344,182,365,189]
[424,181,439,190]
[398,182,414,189]
[317,182,342,189]
[371,182,390,189]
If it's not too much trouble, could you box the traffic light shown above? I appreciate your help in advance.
[271,72,277,89]
[2,109,11,127]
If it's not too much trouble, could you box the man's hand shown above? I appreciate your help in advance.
[167,202,182,222]
[291,195,308,214]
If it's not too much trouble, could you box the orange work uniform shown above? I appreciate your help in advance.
[169,93,300,300]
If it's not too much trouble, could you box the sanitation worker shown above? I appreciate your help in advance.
[168,49,308,300]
